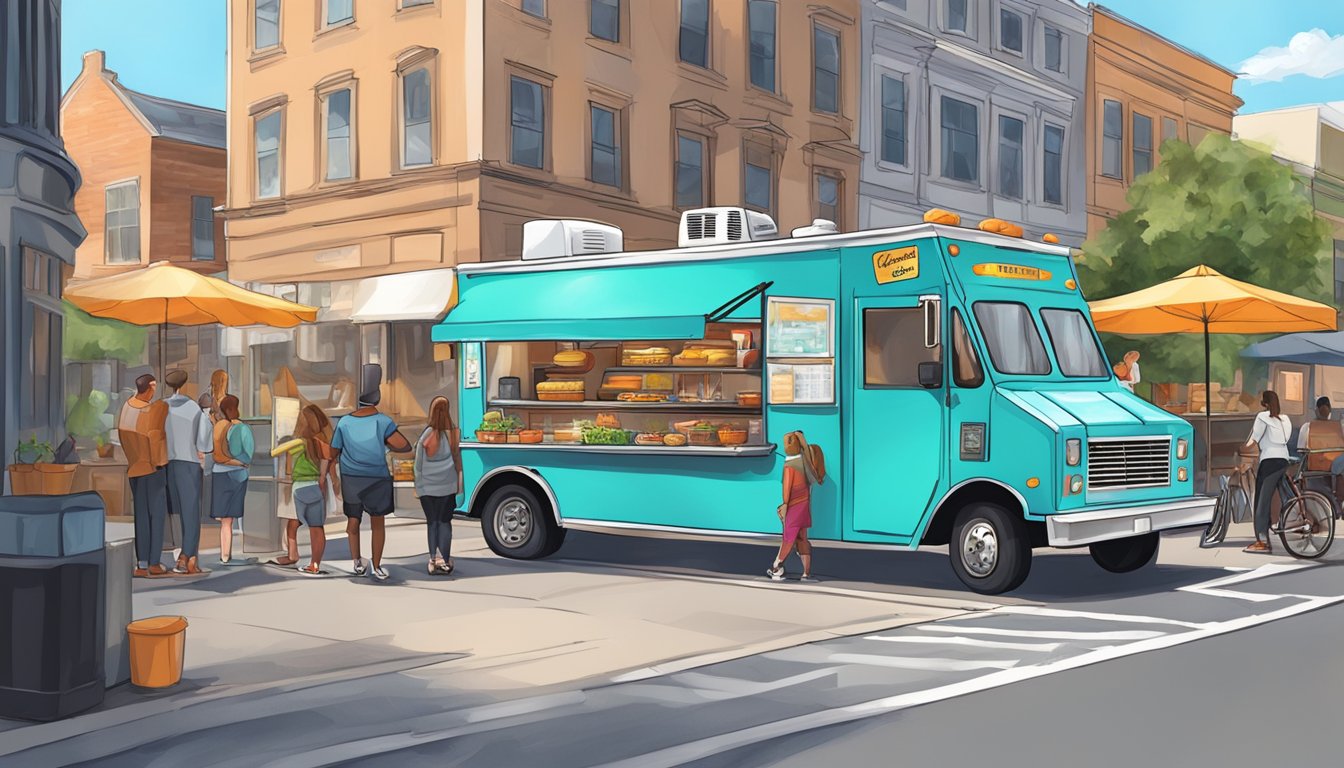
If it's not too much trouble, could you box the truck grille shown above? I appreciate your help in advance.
[1087,437,1172,490]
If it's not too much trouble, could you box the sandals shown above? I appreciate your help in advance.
[1244,540,1273,554]
[298,563,327,577]
[431,559,454,576]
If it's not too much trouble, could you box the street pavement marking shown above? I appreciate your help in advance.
[1178,562,1315,602]
[916,624,1166,641]
[863,634,1064,653]
[594,593,1344,768]
[992,605,1208,629]
[674,668,843,698]
[827,653,1020,672]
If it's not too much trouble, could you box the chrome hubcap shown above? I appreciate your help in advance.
[494,498,533,548]
[961,521,999,578]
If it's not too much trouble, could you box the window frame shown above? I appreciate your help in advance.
[1040,308,1111,379]
[587,101,623,189]
[319,82,357,183]
[746,0,777,94]
[103,178,141,265]
[951,307,985,388]
[508,74,549,171]
[252,106,285,201]
[191,195,216,261]
[679,0,711,69]
[397,53,436,170]
[814,169,842,225]
[943,0,971,36]
[1043,24,1064,74]
[674,131,709,210]
[320,0,354,30]
[519,0,545,17]
[1100,98,1124,180]
[996,112,1025,200]
[399,0,436,9]
[862,306,943,390]
[1042,122,1065,207]
[971,301,1053,377]
[998,7,1024,56]
[1161,116,1180,143]
[939,94,981,185]
[878,73,909,168]
[1132,111,1154,178]
[811,22,842,116]
[589,0,621,43]
[253,0,282,53]
[19,247,62,437]
[742,136,777,218]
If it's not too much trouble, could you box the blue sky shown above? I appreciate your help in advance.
[60,0,1344,114]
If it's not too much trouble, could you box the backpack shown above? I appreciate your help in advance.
[804,443,826,484]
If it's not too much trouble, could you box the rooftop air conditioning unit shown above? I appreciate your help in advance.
[791,219,839,238]
[521,219,624,260]
[678,207,777,247]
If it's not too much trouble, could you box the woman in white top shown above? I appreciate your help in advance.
[1244,390,1292,553]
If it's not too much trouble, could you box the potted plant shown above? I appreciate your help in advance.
[8,435,66,494]
[95,434,114,459]
[475,412,523,444]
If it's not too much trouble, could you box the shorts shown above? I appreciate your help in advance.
[342,475,394,520]
[293,483,326,527]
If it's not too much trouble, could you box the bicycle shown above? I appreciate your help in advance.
[1201,451,1335,558]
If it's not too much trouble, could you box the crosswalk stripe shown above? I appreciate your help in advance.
[1178,562,1315,602]
[863,634,1063,652]
[828,653,1019,672]
[917,624,1165,641]
[991,606,1207,629]
[673,668,842,698]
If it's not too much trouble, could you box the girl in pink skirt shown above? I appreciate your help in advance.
[768,431,818,581]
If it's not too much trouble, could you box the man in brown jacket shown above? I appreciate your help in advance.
[119,373,170,577]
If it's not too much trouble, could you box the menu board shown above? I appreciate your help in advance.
[766,297,834,358]
[463,343,481,389]
[767,362,835,405]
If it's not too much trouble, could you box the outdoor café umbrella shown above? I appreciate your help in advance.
[65,261,319,387]
[1088,264,1337,489]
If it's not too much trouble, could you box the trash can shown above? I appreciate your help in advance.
[126,616,188,688]
[0,492,107,721]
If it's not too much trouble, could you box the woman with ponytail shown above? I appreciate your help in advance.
[1245,390,1292,553]
[768,431,820,582]
[415,396,462,575]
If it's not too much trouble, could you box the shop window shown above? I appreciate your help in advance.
[21,248,62,436]
[812,24,840,115]
[1044,25,1063,72]
[675,133,706,209]
[104,179,140,264]
[748,0,776,92]
[1043,123,1064,205]
[999,8,1023,54]
[589,103,621,188]
[880,75,906,166]
[251,322,360,419]
[940,95,979,183]
[255,0,280,50]
[951,309,984,388]
[510,76,546,169]
[679,0,709,68]
[191,195,215,261]
[1102,99,1123,179]
[864,307,940,388]
[1133,112,1154,177]
[324,87,353,180]
[401,67,433,168]
[254,109,283,199]
[590,0,619,42]
[997,114,1024,199]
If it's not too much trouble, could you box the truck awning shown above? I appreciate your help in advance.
[350,269,457,324]
[431,263,768,342]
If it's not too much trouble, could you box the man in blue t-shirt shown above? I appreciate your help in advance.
[331,365,411,581]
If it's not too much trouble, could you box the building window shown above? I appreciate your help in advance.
[510,76,546,169]
[946,0,967,33]
[324,0,352,27]
[324,88,353,180]
[254,110,282,198]
[1101,99,1123,179]
[402,67,432,168]
[1133,112,1153,177]
[1162,116,1179,142]
[813,25,841,115]
[1044,25,1063,72]
[590,0,619,42]
[521,0,545,16]
[1188,123,1211,147]
[880,75,907,165]
[255,0,280,50]
[192,196,215,261]
[999,9,1023,53]
[589,104,621,188]
[402,0,434,7]
[104,180,141,264]
[743,141,774,214]
[997,115,1024,199]
[1043,123,1064,205]
[748,0,777,92]
[1334,240,1344,307]
[680,0,709,68]
[20,248,62,435]
[675,133,706,209]
[815,172,841,224]
[940,96,979,183]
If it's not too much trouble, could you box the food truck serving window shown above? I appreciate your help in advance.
[972,302,1051,376]
[1040,308,1108,378]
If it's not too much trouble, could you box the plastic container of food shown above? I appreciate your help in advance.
[717,428,748,446]
[736,391,762,407]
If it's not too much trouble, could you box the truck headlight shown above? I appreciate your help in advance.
[1070,475,1084,494]
[1176,438,1188,460]
[1178,467,1189,482]
[1066,438,1081,466]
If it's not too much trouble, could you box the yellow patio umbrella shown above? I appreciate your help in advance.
[1089,265,1337,489]
[66,261,319,387]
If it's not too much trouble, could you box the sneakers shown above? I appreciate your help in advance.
[371,565,390,582]
[766,563,785,581]
[351,558,367,576]
[799,574,818,583]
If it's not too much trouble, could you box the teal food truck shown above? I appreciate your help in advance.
[431,209,1213,594]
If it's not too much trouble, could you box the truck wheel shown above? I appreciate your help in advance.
[481,484,557,560]
[949,502,1031,594]
[1089,533,1159,573]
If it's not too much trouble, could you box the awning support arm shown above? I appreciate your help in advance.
[707,281,774,323]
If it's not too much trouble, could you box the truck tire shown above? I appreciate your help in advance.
[480,484,558,560]
[949,502,1031,594]
[1089,532,1159,573]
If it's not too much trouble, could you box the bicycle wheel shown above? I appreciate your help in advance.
[1200,487,1231,548]
[1277,491,1335,559]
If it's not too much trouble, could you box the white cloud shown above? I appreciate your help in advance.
[1239,29,1344,83]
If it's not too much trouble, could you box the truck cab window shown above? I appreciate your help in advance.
[864,307,940,387]
[972,301,1050,375]
[1041,308,1109,377]
[951,308,984,387]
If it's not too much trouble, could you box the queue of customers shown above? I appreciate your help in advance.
[117,364,463,580]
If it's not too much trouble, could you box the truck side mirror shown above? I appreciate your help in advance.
[918,361,943,389]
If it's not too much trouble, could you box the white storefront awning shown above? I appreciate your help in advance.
[350,269,457,324]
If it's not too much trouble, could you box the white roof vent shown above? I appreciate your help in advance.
[791,219,839,238]
[521,219,623,260]
[678,207,777,247]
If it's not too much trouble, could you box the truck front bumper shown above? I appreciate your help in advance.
[1046,496,1216,547]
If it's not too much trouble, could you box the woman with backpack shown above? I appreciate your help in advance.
[1244,390,1292,554]
[211,395,255,565]
[768,430,822,582]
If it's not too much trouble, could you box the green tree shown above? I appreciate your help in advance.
[63,299,147,363]
[1077,134,1332,388]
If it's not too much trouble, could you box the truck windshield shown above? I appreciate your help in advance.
[972,302,1051,375]
[1041,308,1109,377]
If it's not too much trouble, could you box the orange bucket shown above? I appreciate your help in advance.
[126,616,188,688]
